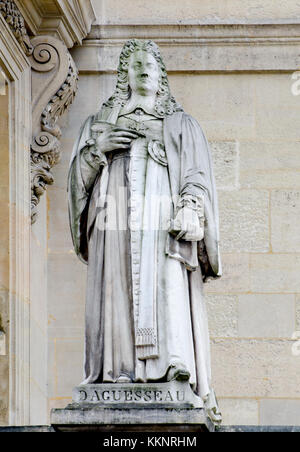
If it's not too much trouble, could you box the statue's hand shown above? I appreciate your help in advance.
[169,207,204,242]
[96,127,141,154]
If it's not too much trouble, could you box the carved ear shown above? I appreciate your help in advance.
[29,36,78,224]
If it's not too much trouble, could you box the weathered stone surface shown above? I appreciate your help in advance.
[249,254,300,293]
[51,406,212,432]
[255,74,300,142]
[211,339,300,398]
[238,294,295,338]
[260,399,300,426]
[296,295,300,332]
[48,187,74,254]
[0,290,8,424]
[209,141,239,191]
[48,253,86,332]
[271,190,300,253]
[50,337,84,398]
[51,382,213,432]
[218,190,269,253]
[218,398,259,426]
[240,142,300,189]
[0,332,5,356]
[170,74,256,141]
[206,294,238,338]
[72,382,203,408]
[92,0,300,24]
[205,253,250,294]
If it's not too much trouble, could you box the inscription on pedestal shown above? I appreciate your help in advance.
[72,382,204,409]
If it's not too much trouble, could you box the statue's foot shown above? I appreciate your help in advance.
[167,365,190,382]
[115,373,132,383]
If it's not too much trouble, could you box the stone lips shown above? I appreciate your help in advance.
[72,381,204,409]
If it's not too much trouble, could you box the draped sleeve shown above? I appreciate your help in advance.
[164,112,222,280]
[68,114,107,263]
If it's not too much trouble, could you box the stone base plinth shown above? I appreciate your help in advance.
[50,382,215,432]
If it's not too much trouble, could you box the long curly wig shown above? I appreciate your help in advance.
[103,39,183,117]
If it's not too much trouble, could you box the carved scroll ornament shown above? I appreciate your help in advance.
[0,1,80,223]
[30,36,78,223]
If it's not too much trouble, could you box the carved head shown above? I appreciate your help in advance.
[104,39,183,116]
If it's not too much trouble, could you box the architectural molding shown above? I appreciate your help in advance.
[1,1,93,223]
[15,0,96,48]
[0,0,33,55]
[0,0,94,424]
[73,23,300,73]
[29,35,78,223]
[0,11,32,426]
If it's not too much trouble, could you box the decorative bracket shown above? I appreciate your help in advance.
[0,0,93,224]
[29,35,78,223]
[0,0,33,55]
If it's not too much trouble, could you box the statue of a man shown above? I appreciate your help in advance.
[68,40,222,421]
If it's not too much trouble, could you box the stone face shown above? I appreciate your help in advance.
[170,74,256,141]
[218,398,259,426]
[48,253,86,333]
[3,0,298,429]
[238,294,295,338]
[255,74,300,142]
[218,190,269,253]
[260,399,300,426]
[51,406,212,432]
[271,190,300,253]
[209,141,239,191]
[205,253,250,294]
[211,339,300,399]
[92,0,300,24]
[206,294,238,338]
[296,295,300,332]
[0,333,5,356]
[240,142,300,189]
[249,254,300,293]
[51,337,84,398]
[72,381,204,408]
[51,382,213,432]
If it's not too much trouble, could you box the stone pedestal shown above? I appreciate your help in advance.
[50,381,215,432]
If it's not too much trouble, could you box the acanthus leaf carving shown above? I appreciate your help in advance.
[0,0,33,55]
[30,36,78,223]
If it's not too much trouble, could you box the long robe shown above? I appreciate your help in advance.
[68,106,222,403]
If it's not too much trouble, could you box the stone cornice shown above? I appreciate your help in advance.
[15,0,96,48]
[1,1,90,223]
[87,23,300,42]
[72,23,300,73]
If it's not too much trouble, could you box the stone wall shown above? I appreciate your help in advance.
[45,0,300,426]
[0,75,9,425]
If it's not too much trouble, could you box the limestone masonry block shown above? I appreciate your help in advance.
[218,190,269,253]
[238,294,295,338]
[205,253,250,294]
[211,338,300,398]
[255,74,300,142]
[218,398,259,426]
[206,294,238,338]
[93,0,300,24]
[271,190,300,253]
[209,141,239,191]
[260,399,300,426]
[169,74,256,141]
[240,141,300,189]
[249,254,300,293]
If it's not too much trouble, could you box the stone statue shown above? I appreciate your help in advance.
[68,39,222,423]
